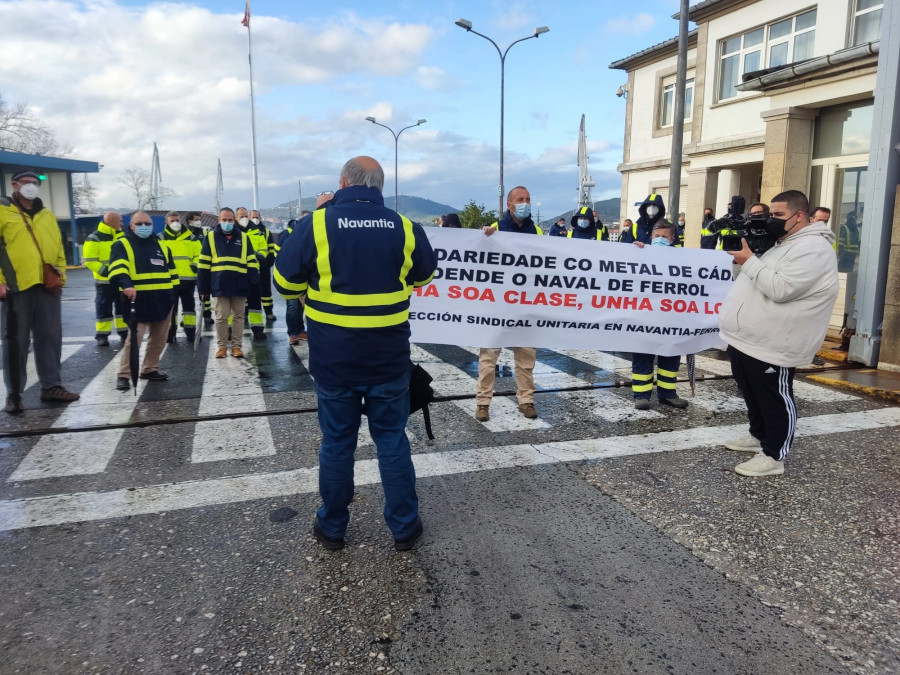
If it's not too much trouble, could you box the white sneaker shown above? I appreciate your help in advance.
[724,435,762,453]
[734,453,784,477]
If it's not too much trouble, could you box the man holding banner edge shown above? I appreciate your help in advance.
[475,186,542,422]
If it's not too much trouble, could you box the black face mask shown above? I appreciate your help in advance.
[765,211,799,239]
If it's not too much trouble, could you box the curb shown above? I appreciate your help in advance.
[806,371,900,404]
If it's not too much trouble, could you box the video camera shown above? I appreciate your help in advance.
[709,195,777,256]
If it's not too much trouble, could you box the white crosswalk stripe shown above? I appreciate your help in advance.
[411,345,551,431]
[192,340,276,463]
[4,340,860,483]
[0,343,82,393]
[9,342,166,481]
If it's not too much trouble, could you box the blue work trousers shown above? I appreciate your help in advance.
[315,373,418,540]
[285,298,305,336]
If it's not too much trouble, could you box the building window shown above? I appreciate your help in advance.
[660,76,694,127]
[717,9,817,101]
[852,0,882,46]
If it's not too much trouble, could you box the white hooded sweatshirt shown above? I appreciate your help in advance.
[718,221,839,367]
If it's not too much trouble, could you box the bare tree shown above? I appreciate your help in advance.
[116,166,175,210]
[0,93,71,156]
[72,175,98,214]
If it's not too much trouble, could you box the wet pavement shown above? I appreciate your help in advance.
[0,269,898,674]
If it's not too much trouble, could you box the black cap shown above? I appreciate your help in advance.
[11,170,42,183]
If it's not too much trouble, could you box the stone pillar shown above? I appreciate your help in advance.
[759,107,817,203]
[685,167,719,247]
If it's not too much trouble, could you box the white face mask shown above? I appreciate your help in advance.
[238,217,250,227]
[646,205,659,218]
[251,217,260,225]
[169,222,182,232]
[678,220,685,226]
[19,183,40,200]
[191,220,202,228]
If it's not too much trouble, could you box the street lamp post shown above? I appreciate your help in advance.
[364,117,427,212]
[455,18,549,217]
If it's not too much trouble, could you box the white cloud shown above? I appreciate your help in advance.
[0,1,436,209]
[602,13,656,36]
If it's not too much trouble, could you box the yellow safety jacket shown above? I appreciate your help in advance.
[0,197,67,292]
[160,229,202,281]
[247,225,271,267]
[83,222,124,283]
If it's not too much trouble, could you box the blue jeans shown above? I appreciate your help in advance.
[315,373,418,540]
[285,298,304,335]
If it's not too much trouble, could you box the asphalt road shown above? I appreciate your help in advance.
[0,269,897,674]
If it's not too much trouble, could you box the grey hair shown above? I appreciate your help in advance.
[340,158,384,191]
[165,210,180,221]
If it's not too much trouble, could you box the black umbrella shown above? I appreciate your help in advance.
[128,298,140,395]
[687,353,697,396]
[2,293,22,414]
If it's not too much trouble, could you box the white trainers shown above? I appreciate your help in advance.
[724,435,762,453]
[734,453,784,477]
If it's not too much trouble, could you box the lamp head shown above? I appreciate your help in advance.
[534,26,549,36]
[365,116,376,123]
[416,119,427,125]
[455,18,472,31]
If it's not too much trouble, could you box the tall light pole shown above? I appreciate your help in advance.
[364,117,427,212]
[455,18,549,217]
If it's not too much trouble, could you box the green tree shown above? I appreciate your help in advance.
[457,200,497,229]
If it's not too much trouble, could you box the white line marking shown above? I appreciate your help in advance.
[0,344,81,392]
[8,342,165,481]
[1,407,897,532]
[412,345,550,431]
[192,341,276,463]
[62,336,103,343]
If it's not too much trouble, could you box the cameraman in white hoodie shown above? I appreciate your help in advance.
[718,190,838,477]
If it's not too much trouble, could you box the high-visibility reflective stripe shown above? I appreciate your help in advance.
[631,383,654,392]
[657,380,677,390]
[247,310,264,327]
[132,282,177,291]
[96,320,112,334]
[209,265,250,274]
[83,257,100,263]
[207,230,248,267]
[631,372,654,381]
[114,318,128,329]
[313,210,332,294]
[305,305,409,328]
[398,215,415,292]
[413,271,435,288]
[307,287,410,306]
[273,267,308,293]
[657,367,678,378]
[182,314,197,327]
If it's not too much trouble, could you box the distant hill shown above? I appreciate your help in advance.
[542,197,620,229]
[265,195,457,225]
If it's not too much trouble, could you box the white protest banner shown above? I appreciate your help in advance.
[410,228,733,356]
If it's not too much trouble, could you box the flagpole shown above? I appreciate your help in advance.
[244,2,260,211]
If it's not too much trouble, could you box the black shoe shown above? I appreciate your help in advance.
[4,396,23,415]
[265,312,276,323]
[139,371,169,381]
[185,330,196,342]
[312,518,345,550]
[252,330,267,341]
[634,399,651,411]
[116,377,130,391]
[394,516,423,552]
[166,328,176,344]
[660,396,689,409]
[204,316,214,328]
[95,335,109,347]
[118,331,129,342]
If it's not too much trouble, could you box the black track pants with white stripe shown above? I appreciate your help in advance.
[726,345,797,461]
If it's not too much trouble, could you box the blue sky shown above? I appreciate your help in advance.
[0,0,685,217]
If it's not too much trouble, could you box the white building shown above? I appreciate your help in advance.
[610,0,884,336]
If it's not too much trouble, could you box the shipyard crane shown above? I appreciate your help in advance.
[215,158,223,214]
[149,142,162,211]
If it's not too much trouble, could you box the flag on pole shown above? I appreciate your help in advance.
[241,0,250,27]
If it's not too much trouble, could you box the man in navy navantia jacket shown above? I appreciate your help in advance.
[275,156,437,552]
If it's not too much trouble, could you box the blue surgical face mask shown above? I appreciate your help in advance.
[576,218,591,229]
[651,236,671,247]
[513,202,531,220]
[220,221,234,233]
[134,224,153,239]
